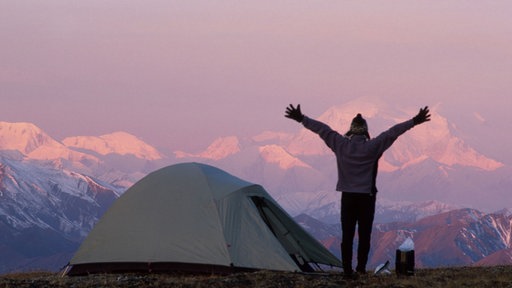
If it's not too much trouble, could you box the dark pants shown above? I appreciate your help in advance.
[341,192,376,273]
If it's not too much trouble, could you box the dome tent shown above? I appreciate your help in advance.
[66,162,341,275]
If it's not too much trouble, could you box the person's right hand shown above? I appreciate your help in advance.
[413,106,431,125]
[285,104,304,123]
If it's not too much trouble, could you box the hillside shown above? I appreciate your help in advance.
[2,266,512,288]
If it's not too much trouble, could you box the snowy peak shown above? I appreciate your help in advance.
[375,199,460,223]
[286,103,503,171]
[0,157,121,273]
[173,135,308,169]
[251,131,294,146]
[0,122,167,190]
[175,136,241,160]
[319,100,383,132]
[172,102,503,173]
[63,132,163,160]
[0,122,162,161]
[371,208,512,267]
[0,121,97,165]
[258,145,310,170]
[0,157,120,230]
[390,111,503,171]
[287,99,394,156]
[0,121,60,154]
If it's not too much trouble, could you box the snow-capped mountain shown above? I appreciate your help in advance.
[0,121,100,171]
[297,208,512,269]
[175,99,508,212]
[0,121,167,189]
[295,196,460,225]
[0,121,164,165]
[285,100,503,171]
[375,199,460,223]
[174,136,240,160]
[0,122,166,272]
[0,121,56,154]
[0,155,121,273]
[0,99,510,273]
[63,132,163,161]
[372,208,512,268]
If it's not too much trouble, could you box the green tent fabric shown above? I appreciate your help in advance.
[66,162,341,275]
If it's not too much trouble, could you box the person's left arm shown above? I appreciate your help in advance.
[372,106,430,153]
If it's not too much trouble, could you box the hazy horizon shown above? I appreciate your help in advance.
[2,1,511,157]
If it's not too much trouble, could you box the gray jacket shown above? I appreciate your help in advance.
[302,116,415,194]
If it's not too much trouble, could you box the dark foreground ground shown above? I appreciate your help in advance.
[1,266,512,288]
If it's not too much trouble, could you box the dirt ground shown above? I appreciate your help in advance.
[1,266,512,288]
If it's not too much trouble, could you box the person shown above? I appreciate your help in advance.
[284,104,430,278]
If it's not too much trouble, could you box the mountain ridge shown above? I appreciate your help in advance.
[0,156,121,273]
[0,122,164,164]
[63,132,163,161]
[172,102,506,213]
[0,101,510,273]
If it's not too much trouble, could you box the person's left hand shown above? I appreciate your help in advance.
[413,106,431,125]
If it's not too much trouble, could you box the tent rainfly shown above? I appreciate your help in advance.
[65,162,341,275]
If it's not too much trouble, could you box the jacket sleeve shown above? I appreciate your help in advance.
[372,119,415,155]
[302,116,346,151]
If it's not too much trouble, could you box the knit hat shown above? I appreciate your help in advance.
[349,113,368,135]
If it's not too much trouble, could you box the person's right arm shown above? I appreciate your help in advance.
[302,116,345,152]
[285,103,345,151]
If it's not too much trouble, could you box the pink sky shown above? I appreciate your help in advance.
[1,1,511,155]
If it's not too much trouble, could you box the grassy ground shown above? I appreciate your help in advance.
[1,266,512,288]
